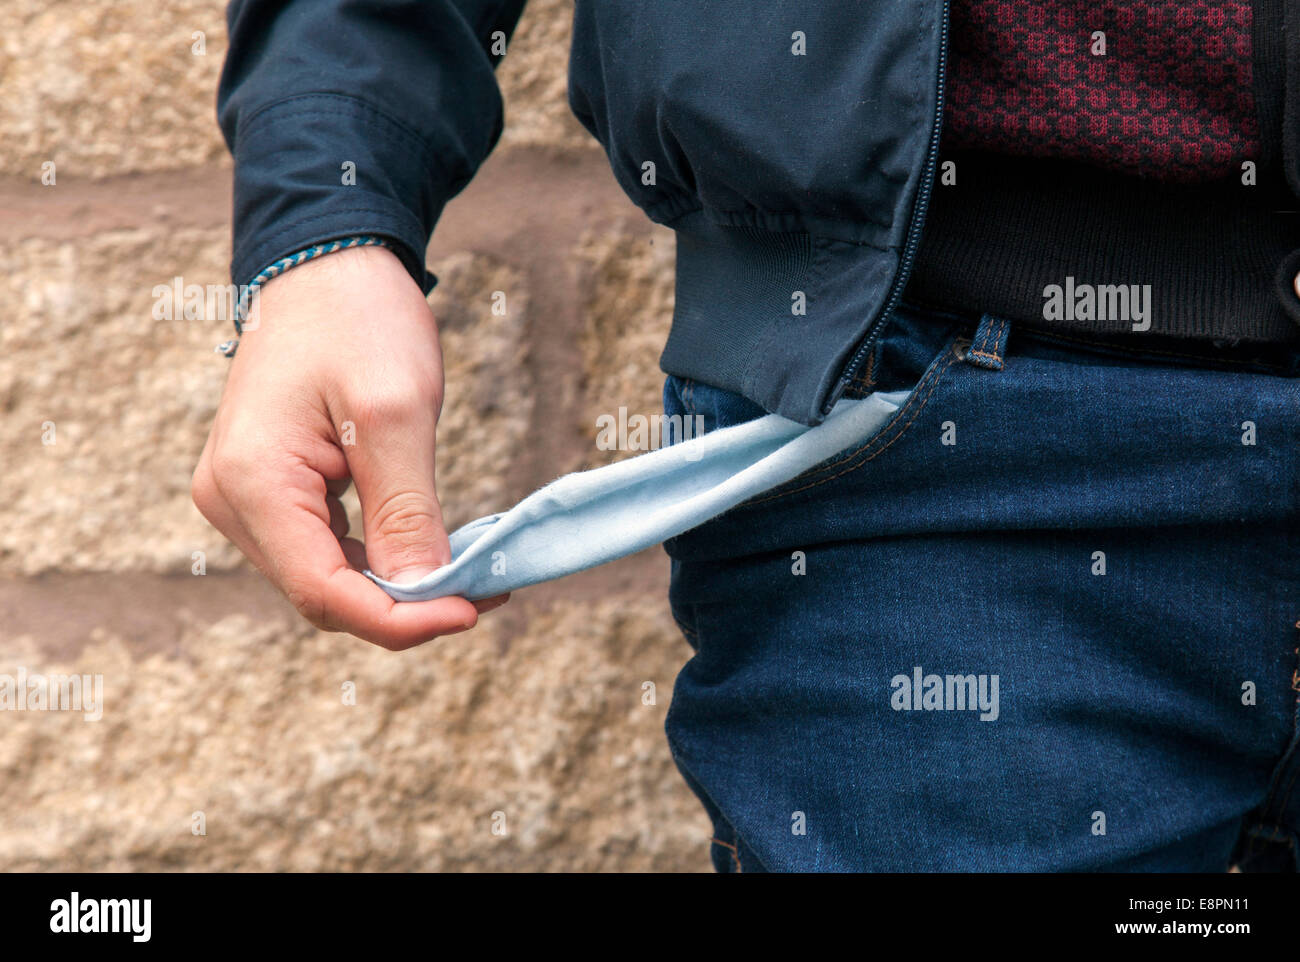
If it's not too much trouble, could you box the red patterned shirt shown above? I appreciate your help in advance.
[942,0,1260,182]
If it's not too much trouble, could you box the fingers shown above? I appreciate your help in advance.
[243,461,479,648]
[339,380,452,585]
[291,513,479,649]
[192,441,272,577]
[195,438,482,649]
[189,246,512,648]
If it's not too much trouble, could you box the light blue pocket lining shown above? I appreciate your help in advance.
[365,389,910,601]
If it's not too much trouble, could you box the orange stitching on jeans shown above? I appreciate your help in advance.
[747,346,960,502]
[710,836,743,873]
[970,316,1009,364]
[775,341,955,477]
[851,349,877,390]
[745,346,961,506]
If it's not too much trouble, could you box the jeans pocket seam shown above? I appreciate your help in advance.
[741,339,962,508]
[671,376,699,417]
[710,836,743,873]
[845,343,880,397]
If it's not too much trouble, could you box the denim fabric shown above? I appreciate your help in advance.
[662,302,1300,872]
[365,390,907,602]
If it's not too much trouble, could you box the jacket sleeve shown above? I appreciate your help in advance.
[218,0,528,293]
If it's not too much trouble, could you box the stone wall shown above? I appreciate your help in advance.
[0,0,709,871]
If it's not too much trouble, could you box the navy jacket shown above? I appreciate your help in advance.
[219,1,947,424]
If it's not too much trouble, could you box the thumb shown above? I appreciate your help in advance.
[345,395,451,585]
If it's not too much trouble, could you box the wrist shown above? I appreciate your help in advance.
[216,235,395,357]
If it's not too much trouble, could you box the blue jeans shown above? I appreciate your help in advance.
[662,302,1300,872]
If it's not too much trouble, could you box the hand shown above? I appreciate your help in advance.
[192,244,507,649]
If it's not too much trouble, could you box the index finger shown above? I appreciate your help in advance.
[251,487,482,649]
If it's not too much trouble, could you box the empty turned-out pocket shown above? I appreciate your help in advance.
[662,305,966,512]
